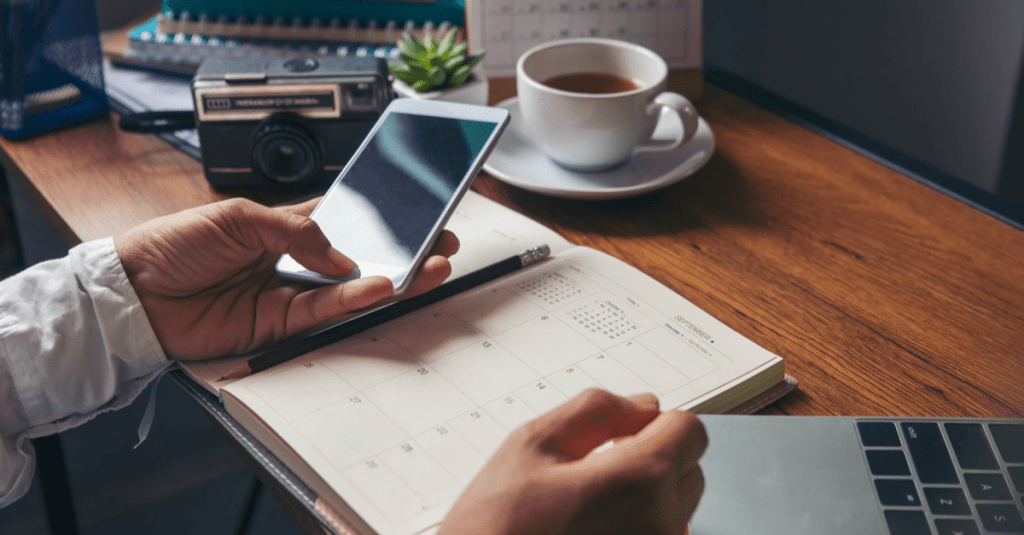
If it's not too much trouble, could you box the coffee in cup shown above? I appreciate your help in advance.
[542,72,642,94]
[516,38,699,172]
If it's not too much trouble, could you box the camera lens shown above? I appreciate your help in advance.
[251,116,321,186]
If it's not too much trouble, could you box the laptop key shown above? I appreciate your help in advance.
[975,503,1024,532]
[1010,466,1024,493]
[944,423,999,470]
[867,449,912,476]
[964,472,1012,500]
[884,510,931,535]
[901,422,959,484]
[990,423,1024,463]
[860,421,902,447]
[933,518,980,535]
[874,479,921,506]
[923,487,971,515]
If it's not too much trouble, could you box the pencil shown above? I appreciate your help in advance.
[219,244,551,380]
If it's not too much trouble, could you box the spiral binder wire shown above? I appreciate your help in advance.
[116,9,462,76]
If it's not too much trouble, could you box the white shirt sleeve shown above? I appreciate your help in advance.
[0,237,170,507]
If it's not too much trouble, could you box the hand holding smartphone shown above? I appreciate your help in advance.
[275,99,510,295]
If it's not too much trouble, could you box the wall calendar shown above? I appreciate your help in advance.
[466,0,702,77]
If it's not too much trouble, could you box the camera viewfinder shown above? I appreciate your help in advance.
[345,82,378,113]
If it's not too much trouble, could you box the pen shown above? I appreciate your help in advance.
[219,244,552,380]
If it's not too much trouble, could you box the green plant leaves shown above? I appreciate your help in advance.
[438,28,458,56]
[392,30,485,92]
[398,32,425,56]
[389,62,433,90]
[465,51,486,72]
[443,56,465,71]
[398,51,419,66]
[451,65,472,87]
[428,66,445,85]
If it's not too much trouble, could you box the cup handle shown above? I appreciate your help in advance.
[634,91,699,153]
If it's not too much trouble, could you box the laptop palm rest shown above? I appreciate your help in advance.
[690,415,885,535]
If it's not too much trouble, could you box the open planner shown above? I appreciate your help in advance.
[181,190,793,535]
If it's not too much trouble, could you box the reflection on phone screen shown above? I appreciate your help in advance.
[313,111,499,279]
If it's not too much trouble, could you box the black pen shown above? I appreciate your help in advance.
[219,245,551,380]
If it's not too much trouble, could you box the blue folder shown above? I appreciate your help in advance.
[0,0,109,140]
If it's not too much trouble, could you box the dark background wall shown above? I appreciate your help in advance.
[704,0,1024,207]
[93,0,158,31]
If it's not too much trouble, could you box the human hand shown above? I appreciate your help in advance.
[115,197,459,361]
[438,389,706,535]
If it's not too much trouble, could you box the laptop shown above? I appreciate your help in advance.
[690,415,1024,535]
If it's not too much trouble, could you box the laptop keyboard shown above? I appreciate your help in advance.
[857,419,1024,535]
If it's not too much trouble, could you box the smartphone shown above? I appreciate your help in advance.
[275,98,510,294]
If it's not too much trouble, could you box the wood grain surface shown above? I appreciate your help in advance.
[2,84,1020,425]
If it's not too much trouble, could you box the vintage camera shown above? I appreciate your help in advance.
[191,56,391,191]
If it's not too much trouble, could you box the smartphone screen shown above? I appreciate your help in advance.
[276,100,509,292]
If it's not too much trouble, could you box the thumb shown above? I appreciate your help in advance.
[276,196,321,218]
[575,409,707,488]
[207,198,355,278]
[533,389,661,461]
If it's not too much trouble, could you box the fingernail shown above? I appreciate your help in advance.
[327,248,357,273]
[627,392,659,412]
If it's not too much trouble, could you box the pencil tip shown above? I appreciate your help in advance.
[219,365,250,381]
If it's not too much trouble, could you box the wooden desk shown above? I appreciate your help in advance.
[3,82,1022,531]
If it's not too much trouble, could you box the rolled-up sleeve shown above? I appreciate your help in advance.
[0,238,169,507]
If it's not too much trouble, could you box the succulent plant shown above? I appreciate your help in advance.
[390,29,486,93]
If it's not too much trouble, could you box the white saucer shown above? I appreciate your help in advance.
[483,97,715,200]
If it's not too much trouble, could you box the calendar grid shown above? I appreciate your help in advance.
[226,243,781,535]
[468,0,699,77]
[186,191,785,535]
[245,260,725,526]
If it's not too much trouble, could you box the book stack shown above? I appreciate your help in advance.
[113,0,466,76]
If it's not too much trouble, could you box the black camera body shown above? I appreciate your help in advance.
[190,56,391,191]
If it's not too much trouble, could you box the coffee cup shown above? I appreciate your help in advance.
[516,38,699,172]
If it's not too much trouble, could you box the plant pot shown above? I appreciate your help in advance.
[391,74,489,107]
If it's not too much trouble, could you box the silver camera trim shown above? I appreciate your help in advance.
[193,83,343,122]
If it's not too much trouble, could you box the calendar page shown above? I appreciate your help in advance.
[466,0,703,77]
[179,190,576,394]
[221,245,784,535]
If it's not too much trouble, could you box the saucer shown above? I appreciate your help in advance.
[483,97,715,199]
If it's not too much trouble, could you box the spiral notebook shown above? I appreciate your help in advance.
[116,0,466,76]
[160,0,465,27]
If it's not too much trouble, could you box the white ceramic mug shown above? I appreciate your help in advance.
[516,38,699,172]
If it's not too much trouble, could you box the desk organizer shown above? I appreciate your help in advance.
[1,0,108,140]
